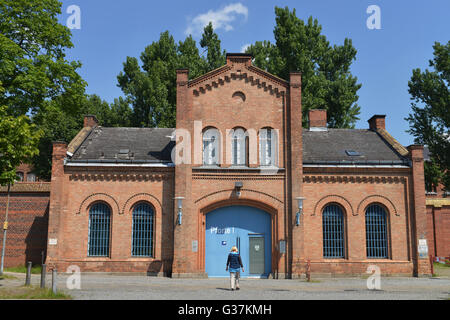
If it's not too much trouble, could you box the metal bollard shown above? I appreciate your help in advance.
[52,269,57,294]
[25,261,32,286]
[40,264,46,289]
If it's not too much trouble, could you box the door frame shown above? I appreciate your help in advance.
[199,199,278,277]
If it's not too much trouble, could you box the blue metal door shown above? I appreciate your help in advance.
[205,205,271,278]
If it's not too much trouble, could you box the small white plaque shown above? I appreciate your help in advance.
[192,240,198,253]
[418,239,428,258]
[49,238,58,245]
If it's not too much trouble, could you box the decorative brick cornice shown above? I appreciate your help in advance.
[303,175,406,184]
[191,66,287,98]
[0,182,51,193]
[426,198,450,208]
[193,174,284,181]
[69,172,172,182]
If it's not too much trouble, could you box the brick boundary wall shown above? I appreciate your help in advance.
[0,187,50,268]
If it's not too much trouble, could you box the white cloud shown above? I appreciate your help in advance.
[240,43,250,53]
[185,3,248,36]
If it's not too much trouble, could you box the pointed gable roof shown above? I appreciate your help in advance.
[189,53,289,98]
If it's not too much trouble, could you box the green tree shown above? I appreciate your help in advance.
[199,22,226,71]
[406,41,450,190]
[246,7,361,128]
[117,26,223,128]
[0,0,86,116]
[0,105,42,185]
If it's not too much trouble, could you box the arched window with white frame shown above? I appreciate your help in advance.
[231,128,246,166]
[259,128,278,166]
[203,128,220,165]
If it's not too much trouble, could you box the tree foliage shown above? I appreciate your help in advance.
[0,0,86,116]
[246,7,361,128]
[406,41,450,190]
[0,105,42,185]
[117,25,225,128]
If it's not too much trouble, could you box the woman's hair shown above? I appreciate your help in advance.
[231,246,238,252]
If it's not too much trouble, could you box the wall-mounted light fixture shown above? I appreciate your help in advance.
[235,181,243,197]
[174,197,185,225]
[295,197,306,226]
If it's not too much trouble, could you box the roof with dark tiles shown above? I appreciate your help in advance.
[68,126,408,165]
[70,127,175,163]
[302,129,407,164]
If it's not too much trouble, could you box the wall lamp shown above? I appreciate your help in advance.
[174,197,185,225]
[235,181,243,197]
[295,197,306,226]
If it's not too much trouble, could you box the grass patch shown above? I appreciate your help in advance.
[434,262,450,268]
[4,265,42,274]
[0,286,72,300]
[0,274,18,280]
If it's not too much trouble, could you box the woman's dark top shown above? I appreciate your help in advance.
[226,252,243,270]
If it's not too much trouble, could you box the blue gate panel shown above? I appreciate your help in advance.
[205,205,271,278]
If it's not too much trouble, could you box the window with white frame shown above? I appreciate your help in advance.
[27,172,36,182]
[203,128,220,165]
[259,128,277,166]
[231,128,246,166]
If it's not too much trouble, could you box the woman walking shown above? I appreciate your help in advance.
[226,246,244,291]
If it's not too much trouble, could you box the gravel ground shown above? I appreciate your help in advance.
[2,272,449,300]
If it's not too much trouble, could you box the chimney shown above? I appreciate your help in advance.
[84,115,99,128]
[226,53,253,67]
[368,115,386,131]
[308,109,328,131]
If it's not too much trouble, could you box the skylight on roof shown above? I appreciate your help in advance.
[345,150,361,156]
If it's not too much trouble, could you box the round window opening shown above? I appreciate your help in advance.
[232,91,246,103]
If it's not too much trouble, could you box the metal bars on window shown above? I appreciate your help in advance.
[322,204,345,258]
[132,202,154,257]
[88,202,111,257]
[365,204,388,258]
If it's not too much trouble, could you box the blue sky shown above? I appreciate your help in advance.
[59,0,449,146]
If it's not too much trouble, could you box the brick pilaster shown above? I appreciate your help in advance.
[408,145,432,276]
[289,72,304,277]
[45,141,67,270]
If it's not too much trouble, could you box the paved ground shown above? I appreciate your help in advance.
[1,272,449,300]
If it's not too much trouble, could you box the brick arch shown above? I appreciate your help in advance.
[196,189,281,273]
[122,193,162,215]
[195,188,283,215]
[77,193,120,215]
[313,195,354,217]
[357,195,399,217]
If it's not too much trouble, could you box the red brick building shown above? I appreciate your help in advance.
[423,149,450,261]
[36,54,434,277]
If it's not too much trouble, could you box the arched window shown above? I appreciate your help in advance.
[203,128,220,165]
[132,202,154,257]
[88,202,111,257]
[322,204,345,258]
[231,128,246,166]
[259,128,277,166]
[365,204,389,258]
[16,172,24,182]
[27,172,36,182]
